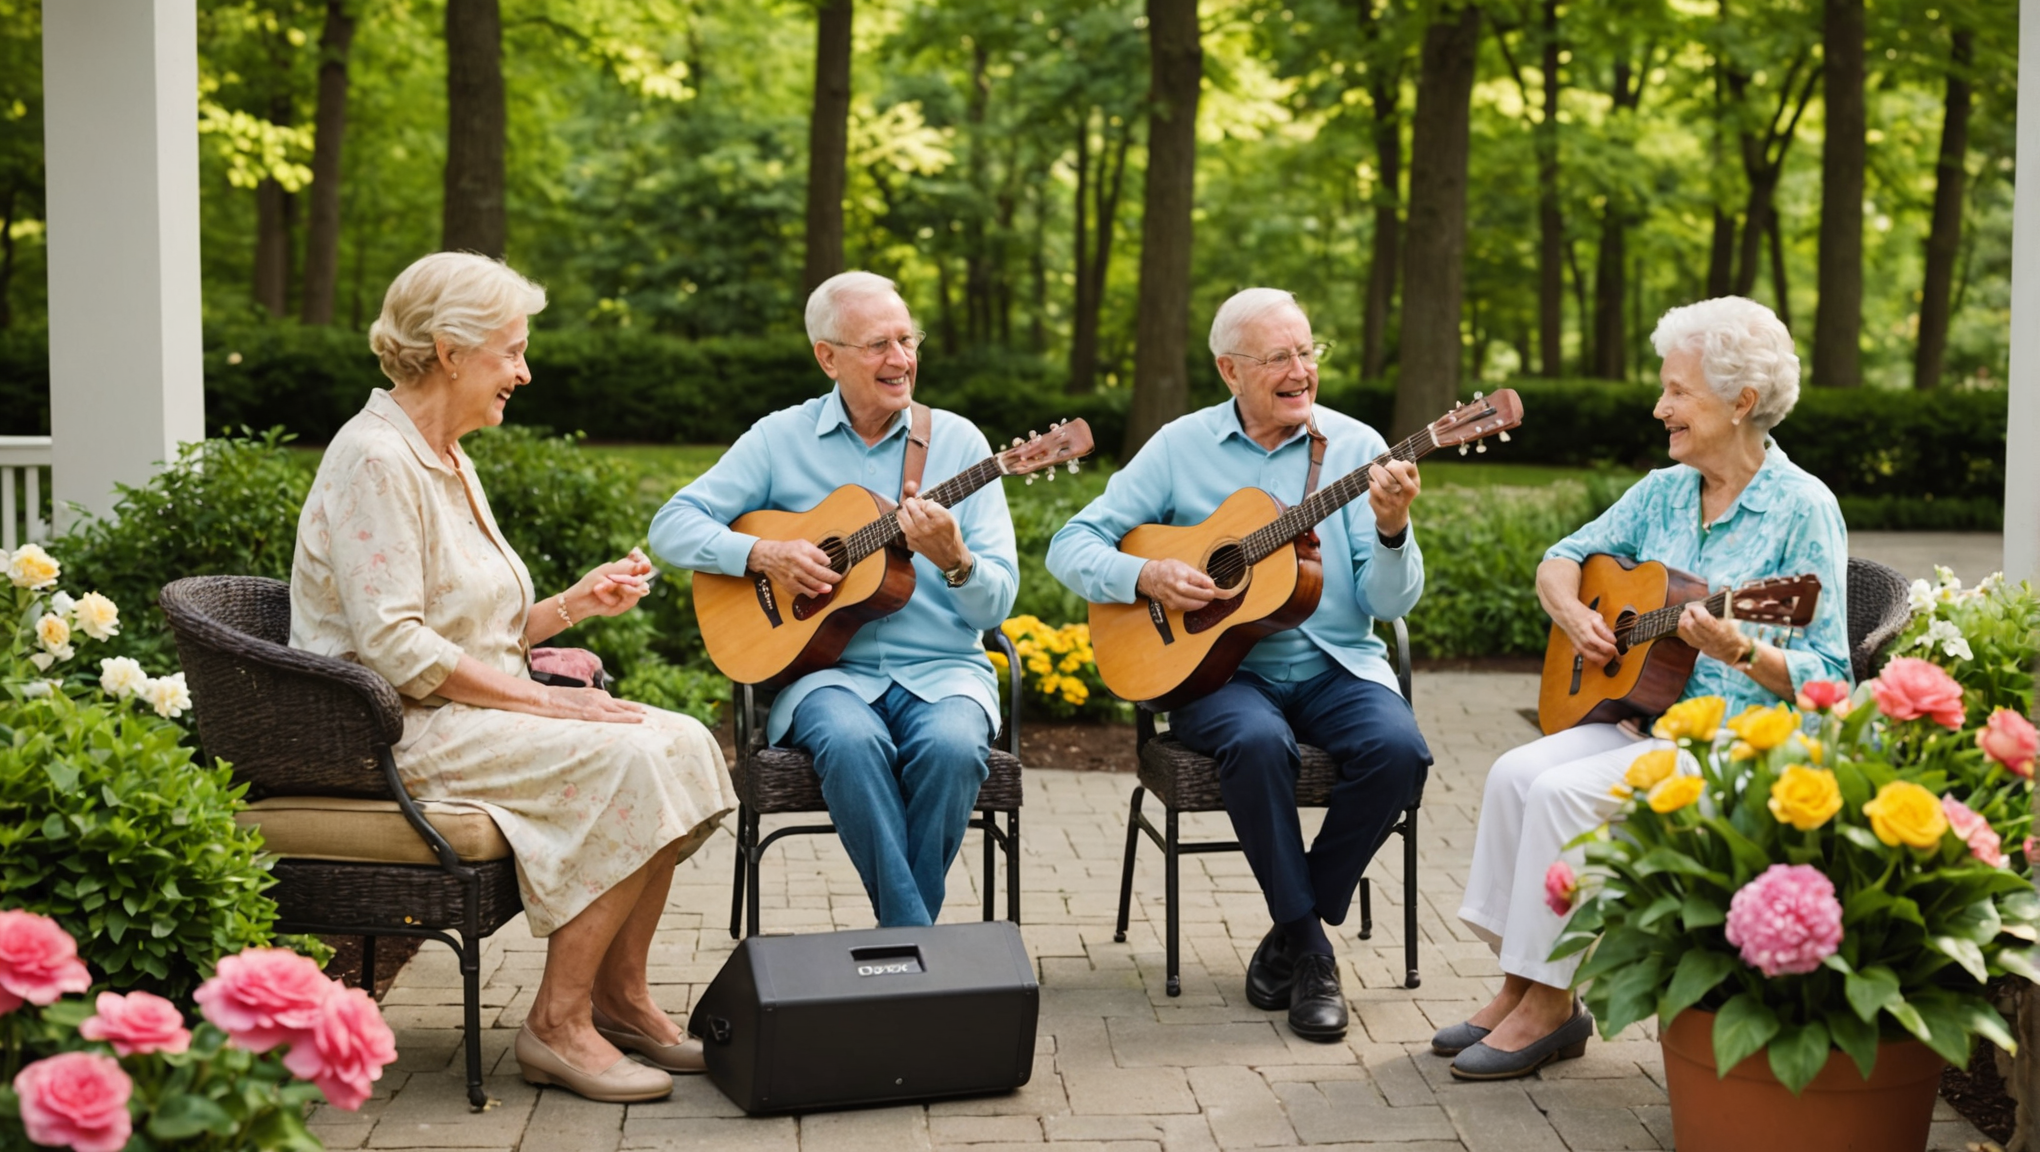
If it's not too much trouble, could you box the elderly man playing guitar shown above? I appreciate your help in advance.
[649,271,1018,928]
[1047,288,1431,1042]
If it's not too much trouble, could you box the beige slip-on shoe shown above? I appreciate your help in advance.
[590,1003,708,1074]
[515,1023,674,1102]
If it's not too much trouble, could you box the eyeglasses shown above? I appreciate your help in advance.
[826,331,927,359]
[1225,342,1332,372]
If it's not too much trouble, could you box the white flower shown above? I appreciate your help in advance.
[20,679,55,699]
[34,613,70,656]
[28,652,54,671]
[71,593,119,641]
[1921,618,1973,662]
[1978,572,2005,596]
[99,657,147,699]
[5,544,59,590]
[141,672,191,720]
[48,591,75,617]
[1907,579,1936,615]
[1935,564,1960,588]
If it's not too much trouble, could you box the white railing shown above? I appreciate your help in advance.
[0,437,53,552]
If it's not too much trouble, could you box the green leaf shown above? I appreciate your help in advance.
[1634,847,1728,886]
[1702,816,1771,879]
[1767,1020,1832,1095]
[1931,936,1990,983]
[1944,899,2003,944]
[1660,949,1738,1023]
[1839,825,1888,854]
[41,757,76,793]
[1907,992,1984,1066]
[147,1092,236,1140]
[1712,992,1781,1076]
[1636,893,1682,930]
[1680,892,1726,931]
[1825,1007,1880,1080]
[1845,966,1903,1023]
[1997,948,2040,984]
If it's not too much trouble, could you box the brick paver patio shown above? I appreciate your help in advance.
[308,671,1991,1151]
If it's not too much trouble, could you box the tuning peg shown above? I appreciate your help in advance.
[1475,441,1487,453]
[1474,390,1484,400]
[1046,467,1057,481]
[1458,444,1469,456]
[1067,461,1079,474]
[1011,437,1023,448]
[1025,475,1036,485]
[1029,429,1038,440]
[1499,431,1511,442]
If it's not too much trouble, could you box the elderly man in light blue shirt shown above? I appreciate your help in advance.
[649,272,1018,928]
[1047,288,1431,1042]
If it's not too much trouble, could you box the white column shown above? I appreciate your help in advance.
[41,0,204,529]
[2006,0,2040,583]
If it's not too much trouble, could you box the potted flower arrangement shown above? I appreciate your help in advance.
[1553,575,2040,1152]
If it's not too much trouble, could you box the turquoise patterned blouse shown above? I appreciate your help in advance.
[1544,438,1851,714]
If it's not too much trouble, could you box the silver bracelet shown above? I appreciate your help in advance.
[555,594,574,627]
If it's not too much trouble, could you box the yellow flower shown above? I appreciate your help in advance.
[1863,781,1949,850]
[987,650,1009,674]
[1767,765,1843,830]
[1026,655,1052,676]
[1059,653,1083,673]
[1001,615,1041,640]
[5,544,59,590]
[1728,741,1757,762]
[1653,696,1726,742]
[71,592,119,641]
[1038,674,1062,695]
[34,612,71,656]
[1803,737,1824,765]
[1624,749,1678,792]
[1062,681,1089,706]
[1647,774,1705,814]
[1726,703,1800,752]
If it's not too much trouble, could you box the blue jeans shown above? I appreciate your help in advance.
[786,683,992,927]
[1168,668,1431,926]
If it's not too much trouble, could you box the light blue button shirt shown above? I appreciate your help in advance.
[1046,401,1423,696]
[1543,438,1851,714]
[648,389,1019,744]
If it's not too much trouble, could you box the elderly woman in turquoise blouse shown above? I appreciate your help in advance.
[1439,296,1850,1082]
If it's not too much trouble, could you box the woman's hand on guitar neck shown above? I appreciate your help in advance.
[1677,601,1749,665]
[1138,559,1219,612]
[749,538,839,598]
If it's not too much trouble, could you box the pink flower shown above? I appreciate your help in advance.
[194,948,334,1053]
[1942,795,2010,869]
[1796,680,1852,713]
[0,909,91,1015]
[79,990,191,1056]
[1724,864,1844,977]
[1870,657,1967,729]
[2027,836,2037,862]
[283,983,398,1111]
[1543,860,1578,917]
[13,1052,133,1152]
[1978,709,2038,779]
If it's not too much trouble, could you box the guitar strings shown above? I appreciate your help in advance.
[1205,428,1435,587]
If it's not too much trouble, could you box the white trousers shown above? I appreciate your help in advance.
[1456,724,1668,988]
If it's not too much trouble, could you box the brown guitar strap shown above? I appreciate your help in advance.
[900,401,932,497]
[1302,419,1327,499]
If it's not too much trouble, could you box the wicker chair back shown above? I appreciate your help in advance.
[159,576,405,801]
[1845,558,1914,683]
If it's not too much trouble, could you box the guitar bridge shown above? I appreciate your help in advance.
[752,573,784,628]
[1147,598,1175,646]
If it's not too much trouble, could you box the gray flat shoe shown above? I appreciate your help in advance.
[1430,1020,1492,1057]
[1448,1003,1594,1081]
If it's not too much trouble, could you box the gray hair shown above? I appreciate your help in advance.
[1649,296,1801,430]
[1209,288,1304,359]
[805,271,906,344]
[368,252,547,386]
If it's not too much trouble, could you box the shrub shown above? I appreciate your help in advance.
[994,616,1122,721]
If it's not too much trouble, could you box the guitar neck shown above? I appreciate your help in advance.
[1240,428,1437,564]
[1620,588,1733,648]
[841,456,1005,566]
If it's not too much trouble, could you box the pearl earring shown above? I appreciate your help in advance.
[1731,416,1740,426]
[451,372,459,380]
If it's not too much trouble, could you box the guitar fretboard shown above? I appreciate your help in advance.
[1235,429,1437,565]
[1614,588,1734,649]
[839,456,1006,569]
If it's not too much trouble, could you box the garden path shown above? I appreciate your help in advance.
[309,671,1992,1152]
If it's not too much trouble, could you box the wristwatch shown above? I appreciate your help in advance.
[942,557,975,588]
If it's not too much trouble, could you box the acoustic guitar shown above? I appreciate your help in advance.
[695,419,1095,688]
[1090,391,1524,710]
[1535,553,1822,735]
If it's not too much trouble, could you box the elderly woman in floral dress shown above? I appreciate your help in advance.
[1439,297,1852,1081]
[290,252,735,1104]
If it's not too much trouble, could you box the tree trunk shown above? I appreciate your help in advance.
[301,0,354,324]
[1592,208,1626,379]
[1708,206,1736,299]
[1359,0,1402,382]
[803,0,853,295]
[1393,1,1481,440]
[1768,209,1792,332]
[1123,0,1202,457]
[1070,114,1132,394]
[1914,28,1972,391]
[1536,0,1562,377]
[254,179,293,317]
[1069,113,1097,392]
[443,0,506,257]
[1813,0,1865,386]
[1567,238,1590,372]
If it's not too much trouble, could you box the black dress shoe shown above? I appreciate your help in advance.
[1245,926,1295,1011]
[1287,952,1348,1042]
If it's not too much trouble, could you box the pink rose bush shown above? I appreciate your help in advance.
[1794,679,1851,714]
[1724,864,1844,977]
[1543,861,1578,916]
[1869,656,1967,729]
[0,911,399,1151]
[1978,708,2038,778]
[1941,795,2010,868]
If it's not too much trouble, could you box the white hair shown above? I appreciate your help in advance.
[1650,296,1801,431]
[805,271,907,344]
[1209,288,1304,358]
[368,252,547,386]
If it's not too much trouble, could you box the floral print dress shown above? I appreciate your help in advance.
[290,389,734,936]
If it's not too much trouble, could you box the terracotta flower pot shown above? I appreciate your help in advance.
[1660,1009,1946,1152]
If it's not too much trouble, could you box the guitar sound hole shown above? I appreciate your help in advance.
[817,536,850,579]
[1206,544,1247,591]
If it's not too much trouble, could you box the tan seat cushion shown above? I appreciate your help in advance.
[236,796,512,865]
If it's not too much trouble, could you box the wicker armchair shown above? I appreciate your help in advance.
[1112,619,1424,997]
[1847,557,1914,682]
[159,576,521,1111]
[727,629,1025,938]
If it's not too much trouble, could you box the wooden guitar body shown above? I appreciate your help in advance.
[1090,487,1324,710]
[692,484,917,689]
[1536,554,1711,735]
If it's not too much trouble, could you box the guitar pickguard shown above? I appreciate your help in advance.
[1184,593,1244,635]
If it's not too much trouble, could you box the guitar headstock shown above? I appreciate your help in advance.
[1729,573,1823,627]
[1431,388,1524,456]
[1000,419,1096,485]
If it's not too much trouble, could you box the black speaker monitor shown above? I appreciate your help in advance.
[688,921,1038,1114]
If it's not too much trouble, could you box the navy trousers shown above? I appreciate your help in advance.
[1168,668,1431,926]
